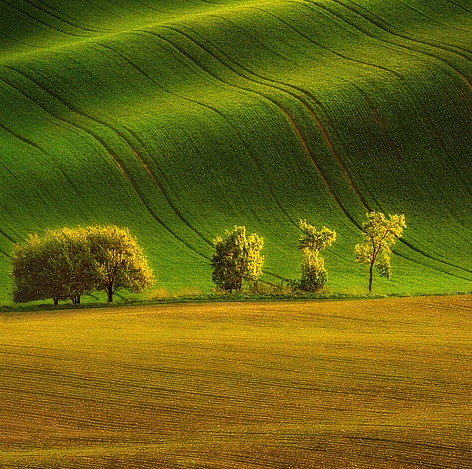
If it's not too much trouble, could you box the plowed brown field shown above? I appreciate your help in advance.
[1,296,471,468]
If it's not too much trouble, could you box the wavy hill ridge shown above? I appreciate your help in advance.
[1,0,472,301]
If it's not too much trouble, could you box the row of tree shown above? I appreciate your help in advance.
[211,212,406,294]
[11,226,154,305]
[10,212,405,305]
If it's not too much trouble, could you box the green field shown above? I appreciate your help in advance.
[1,0,472,303]
[1,296,471,467]
[1,2,471,467]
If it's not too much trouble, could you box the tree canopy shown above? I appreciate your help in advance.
[85,226,155,302]
[296,220,337,293]
[10,226,154,304]
[355,212,406,294]
[211,226,264,293]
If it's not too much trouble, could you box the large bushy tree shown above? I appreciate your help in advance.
[211,226,264,293]
[297,220,336,292]
[11,229,95,305]
[11,233,62,305]
[355,212,406,294]
[85,226,154,302]
[10,226,154,304]
[46,228,96,305]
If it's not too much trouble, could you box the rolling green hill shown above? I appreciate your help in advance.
[1,0,472,303]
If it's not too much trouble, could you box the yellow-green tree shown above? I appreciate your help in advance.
[297,220,336,292]
[211,226,264,293]
[10,226,154,304]
[11,233,60,305]
[85,226,155,302]
[355,212,406,294]
[47,228,96,305]
[10,229,95,305]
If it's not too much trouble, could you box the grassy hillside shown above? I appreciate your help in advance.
[1,0,472,302]
[1,297,471,467]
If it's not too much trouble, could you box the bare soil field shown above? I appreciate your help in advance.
[1,296,471,468]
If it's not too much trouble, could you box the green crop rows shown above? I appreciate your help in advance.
[1,0,472,302]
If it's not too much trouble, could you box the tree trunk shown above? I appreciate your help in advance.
[369,261,374,294]
[53,297,59,306]
[71,295,81,305]
[107,286,114,302]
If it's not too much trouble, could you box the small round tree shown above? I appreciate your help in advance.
[296,220,336,292]
[211,226,264,293]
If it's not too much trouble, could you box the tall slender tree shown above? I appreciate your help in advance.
[297,220,336,292]
[355,212,406,294]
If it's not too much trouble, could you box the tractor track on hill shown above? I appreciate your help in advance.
[0,0,103,37]
[250,5,414,205]
[11,0,109,33]
[112,16,472,281]
[108,28,310,280]
[0,65,211,260]
[127,31,308,231]
[150,25,365,227]
[97,22,370,277]
[298,0,472,277]
[0,216,15,257]
[0,30,42,51]
[0,118,94,218]
[93,39,295,240]
[262,2,472,279]
[90,41,218,249]
[198,10,387,211]
[0,123,57,213]
[332,0,472,55]
[1,0,472,294]
[446,0,472,14]
[320,0,472,84]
